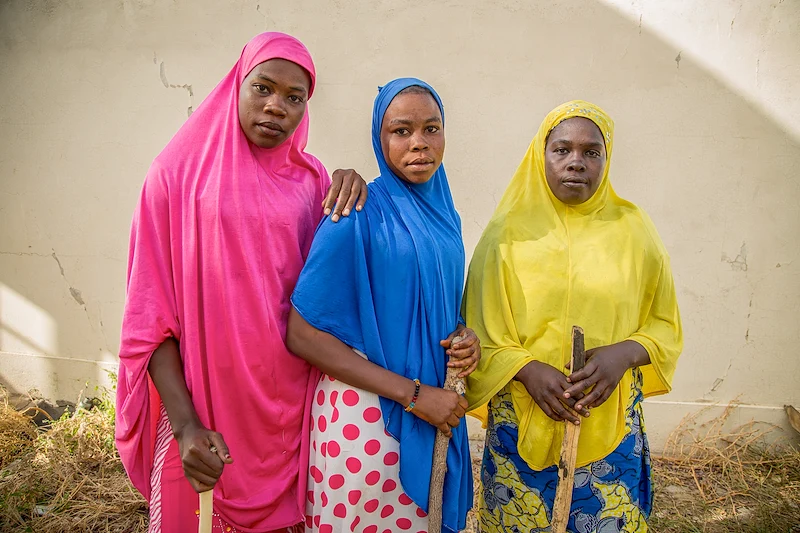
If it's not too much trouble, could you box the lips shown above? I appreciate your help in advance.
[406,157,434,170]
[256,121,284,137]
[561,176,589,186]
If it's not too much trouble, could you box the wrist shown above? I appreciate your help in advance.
[404,379,421,412]
[171,415,202,440]
[621,340,648,369]
[514,360,538,382]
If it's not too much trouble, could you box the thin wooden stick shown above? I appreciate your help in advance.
[198,489,213,533]
[428,336,466,533]
[551,326,585,533]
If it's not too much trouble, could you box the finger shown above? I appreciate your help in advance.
[187,476,214,493]
[587,386,614,409]
[323,172,344,215]
[547,394,579,425]
[188,441,224,475]
[184,467,219,489]
[437,423,452,437]
[458,359,480,378]
[184,452,220,479]
[447,414,461,428]
[575,386,605,411]
[458,396,469,410]
[209,432,233,463]
[534,396,562,422]
[563,378,594,399]
[340,178,361,217]
[447,350,476,366]
[447,342,476,359]
[449,330,474,351]
[562,395,590,417]
[331,173,355,222]
[355,181,368,212]
[439,330,458,349]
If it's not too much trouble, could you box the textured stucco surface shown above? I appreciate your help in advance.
[1,0,798,449]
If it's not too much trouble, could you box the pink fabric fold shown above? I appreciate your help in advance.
[115,32,328,532]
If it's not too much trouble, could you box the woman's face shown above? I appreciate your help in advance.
[380,91,445,185]
[238,59,311,149]
[543,117,607,205]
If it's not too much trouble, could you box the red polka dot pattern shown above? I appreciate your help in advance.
[363,407,381,423]
[305,376,427,531]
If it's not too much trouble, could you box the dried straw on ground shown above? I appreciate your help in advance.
[650,402,800,532]
[3,387,798,533]
[0,389,147,533]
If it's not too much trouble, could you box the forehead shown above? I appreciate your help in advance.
[383,92,441,121]
[547,117,604,144]
[244,58,311,89]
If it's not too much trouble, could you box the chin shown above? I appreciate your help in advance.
[400,171,436,185]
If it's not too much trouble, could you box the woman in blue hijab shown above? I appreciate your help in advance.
[287,78,476,533]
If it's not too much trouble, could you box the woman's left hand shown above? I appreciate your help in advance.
[323,169,368,222]
[440,326,481,378]
[562,340,647,410]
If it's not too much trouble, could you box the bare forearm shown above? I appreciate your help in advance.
[147,338,200,437]
[286,308,415,407]
[622,340,651,368]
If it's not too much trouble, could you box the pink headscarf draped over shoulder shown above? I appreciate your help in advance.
[116,33,328,530]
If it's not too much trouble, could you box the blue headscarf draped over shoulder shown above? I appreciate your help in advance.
[291,78,471,532]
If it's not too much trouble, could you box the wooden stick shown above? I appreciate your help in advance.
[198,489,213,533]
[428,336,466,533]
[551,326,585,533]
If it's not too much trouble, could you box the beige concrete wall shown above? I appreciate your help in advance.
[1,0,798,450]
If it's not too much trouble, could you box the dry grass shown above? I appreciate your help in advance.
[650,403,800,532]
[2,389,797,533]
[0,388,147,533]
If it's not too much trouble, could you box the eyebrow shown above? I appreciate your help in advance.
[254,74,308,95]
[550,139,604,149]
[389,116,442,126]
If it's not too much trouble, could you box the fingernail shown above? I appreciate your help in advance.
[343,209,350,216]
[324,208,331,215]
[225,454,231,459]
[332,214,339,222]
[356,205,362,211]
[564,393,570,398]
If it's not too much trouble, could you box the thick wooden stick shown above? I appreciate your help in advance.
[551,326,586,533]
[428,336,466,533]
[198,489,213,533]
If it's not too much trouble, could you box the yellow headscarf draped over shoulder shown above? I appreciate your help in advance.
[464,101,682,470]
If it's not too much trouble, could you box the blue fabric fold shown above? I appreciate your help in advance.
[291,78,472,532]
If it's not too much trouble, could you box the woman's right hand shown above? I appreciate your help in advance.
[515,361,589,424]
[175,421,233,493]
[411,384,468,438]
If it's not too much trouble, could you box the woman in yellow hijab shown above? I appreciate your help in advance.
[464,101,682,531]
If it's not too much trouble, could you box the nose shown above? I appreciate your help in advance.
[566,155,586,172]
[409,131,429,151]
[263,96,286,118]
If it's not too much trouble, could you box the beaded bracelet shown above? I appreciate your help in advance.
[405,378,421,412]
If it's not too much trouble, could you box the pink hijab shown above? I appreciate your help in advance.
[115,33,327,530]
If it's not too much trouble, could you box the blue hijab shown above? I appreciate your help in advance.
[291,78,471,532]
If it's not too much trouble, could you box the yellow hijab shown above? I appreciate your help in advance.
[464,101,682,470]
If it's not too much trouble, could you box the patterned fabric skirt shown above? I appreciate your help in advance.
[479,370,652,533]
[304,363,429,533]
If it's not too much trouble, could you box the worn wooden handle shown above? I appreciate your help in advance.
[428,336,466,533]
[551,326,585,533]
[198,489,213,533]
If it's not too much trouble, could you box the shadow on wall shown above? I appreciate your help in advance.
[0,0,797,445]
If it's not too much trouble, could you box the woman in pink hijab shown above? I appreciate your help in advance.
[115,33,368,533]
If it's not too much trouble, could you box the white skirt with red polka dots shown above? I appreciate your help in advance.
[304,361,429,533]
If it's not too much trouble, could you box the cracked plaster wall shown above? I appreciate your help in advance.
[0,0,798,448]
